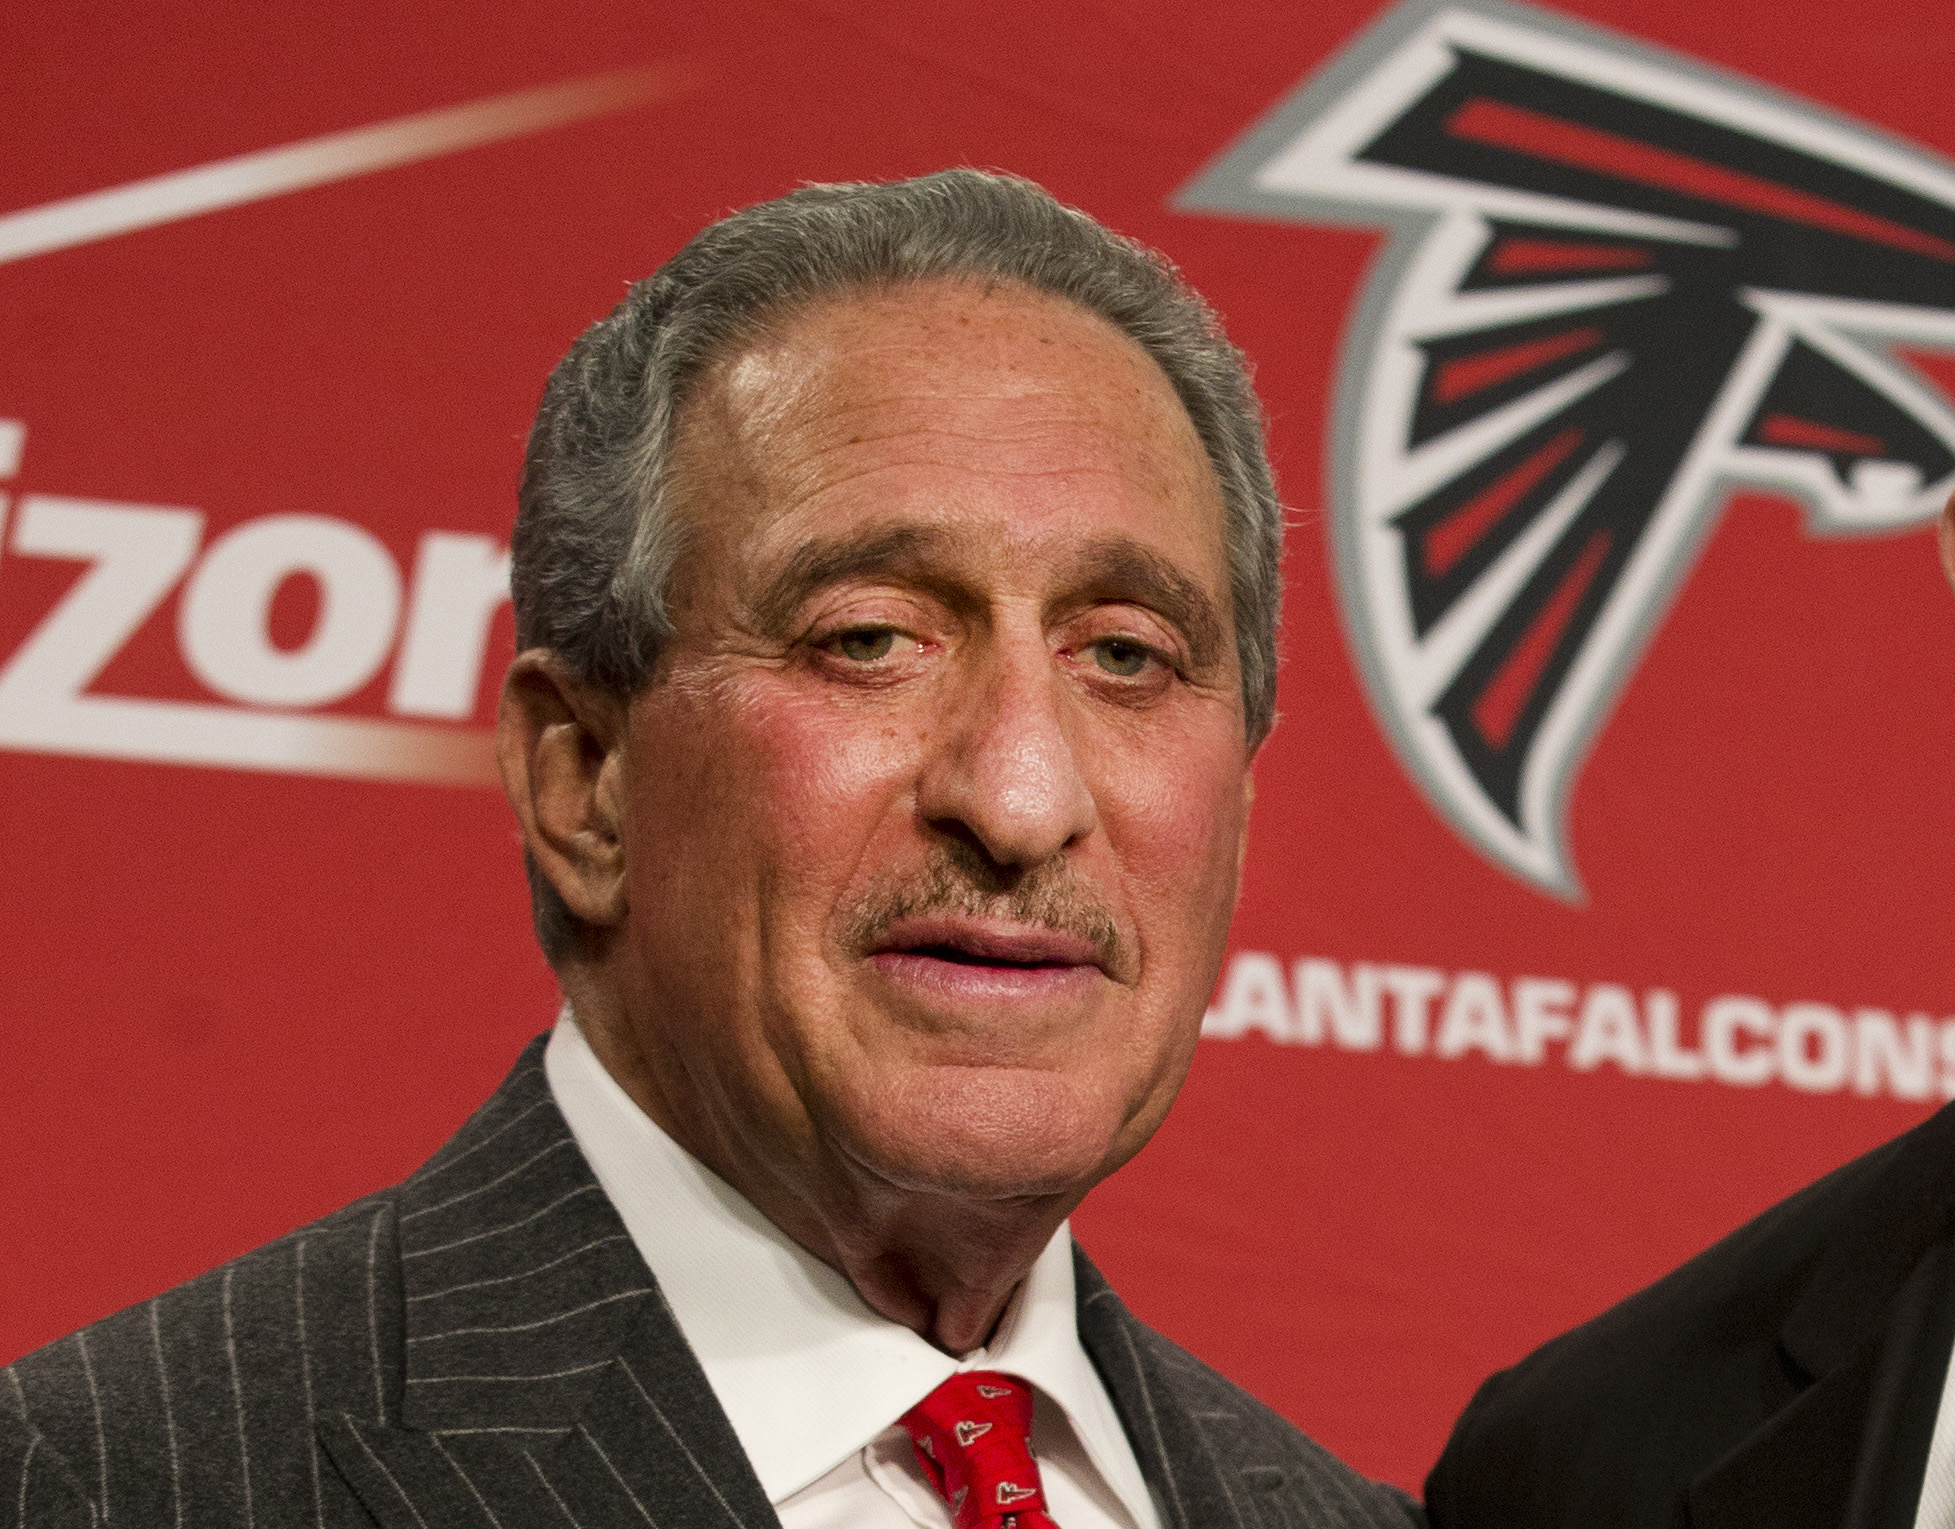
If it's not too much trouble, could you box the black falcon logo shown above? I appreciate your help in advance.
[1180,0,1955,895]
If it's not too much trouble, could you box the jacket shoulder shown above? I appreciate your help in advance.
[0,1036,558,1528]
[3,1188,401,1528]
[1426,1117,1927,1529]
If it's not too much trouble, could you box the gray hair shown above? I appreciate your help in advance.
[512,168,1281,962]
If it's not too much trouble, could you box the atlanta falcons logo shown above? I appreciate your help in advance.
[1181,0,1955,895]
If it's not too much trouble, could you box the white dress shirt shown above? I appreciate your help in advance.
[1916,1341,1955,1529]
[544,1013,1163,1529]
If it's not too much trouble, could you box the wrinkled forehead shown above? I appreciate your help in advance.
[665,278,1227,573]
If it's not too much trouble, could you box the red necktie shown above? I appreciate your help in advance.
[899,1371,1059,1529]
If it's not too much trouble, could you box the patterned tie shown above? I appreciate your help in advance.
[899,1371,1059,1529]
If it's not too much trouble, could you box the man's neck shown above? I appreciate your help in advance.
[564,981,1077,1354]
[792,1181,1077,1354]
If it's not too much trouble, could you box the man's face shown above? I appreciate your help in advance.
[612,280,1254,1209]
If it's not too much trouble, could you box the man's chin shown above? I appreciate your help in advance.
[822,1064,1132,1205]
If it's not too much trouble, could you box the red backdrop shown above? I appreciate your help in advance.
[6,0,1953,1493]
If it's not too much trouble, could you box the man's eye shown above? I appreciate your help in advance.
[833,628,899,663]
[1092,639,1152,678]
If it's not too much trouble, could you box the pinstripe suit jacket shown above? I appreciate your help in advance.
[3,1037,1420,1529]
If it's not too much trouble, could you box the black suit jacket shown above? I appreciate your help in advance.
[1427,1099,1955,1529]
[4,1036,1419,1529]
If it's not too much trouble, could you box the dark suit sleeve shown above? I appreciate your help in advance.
[0,1410,96,1528]
[1430,1354,1663,1529]
[1424,1367,1514,1529]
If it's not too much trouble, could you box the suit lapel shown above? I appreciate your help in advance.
[1781,1102,1955,1383]
[316,1038,779,1529]
[1688,1103,1955,1529]
[1074,1248,1249,1529]
[321,1313,781,1529]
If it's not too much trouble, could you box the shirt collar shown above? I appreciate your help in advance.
[544,1012,1156,1521]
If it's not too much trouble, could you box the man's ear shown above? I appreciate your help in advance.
[1940,491,1955,596]
[496,651,631,931]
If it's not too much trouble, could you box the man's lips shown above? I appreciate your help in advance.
[866,916,1107,970]
[863,916,1109,1000]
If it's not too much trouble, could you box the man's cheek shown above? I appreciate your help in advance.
[1109,762,1250,978]
[747,700,926,863]
[1107,734,1249,872]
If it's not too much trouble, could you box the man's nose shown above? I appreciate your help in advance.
[915,638,1098,869]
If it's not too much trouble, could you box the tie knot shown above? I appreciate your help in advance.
[899,1371,1055,1529]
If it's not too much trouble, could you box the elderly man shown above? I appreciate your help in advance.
[1423,498,1955,1529]
[0,172,1417,1528]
